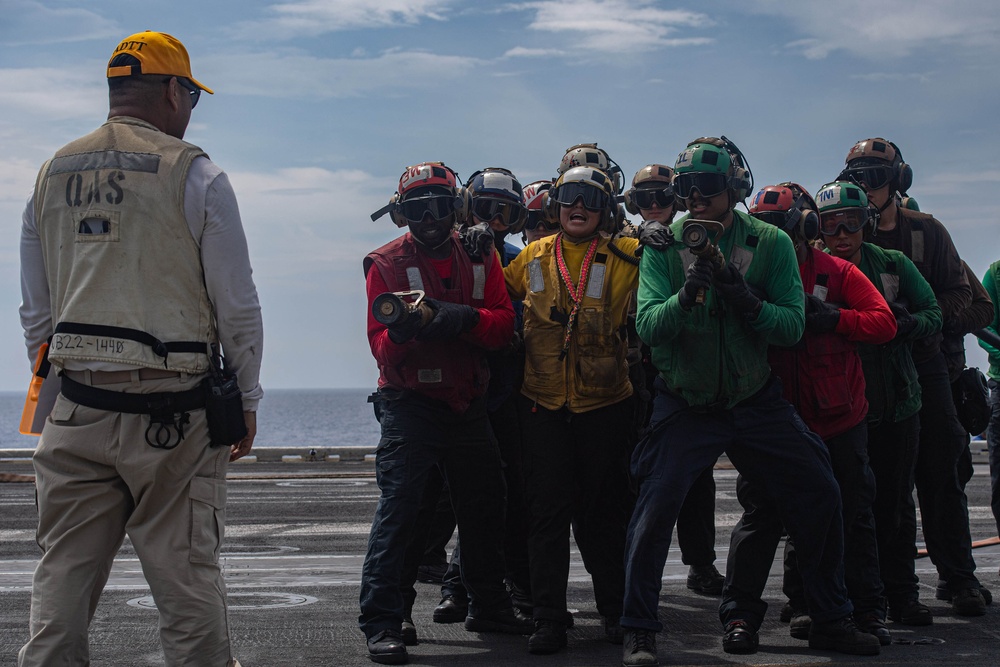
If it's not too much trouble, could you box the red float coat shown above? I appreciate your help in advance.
[365,232,515,413]
[768,247,896,440]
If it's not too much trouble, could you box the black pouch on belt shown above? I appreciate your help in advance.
[204,372,247,446]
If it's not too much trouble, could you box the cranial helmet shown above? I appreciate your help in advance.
[465,167,527,233]
[383,161,470,229]
[814,180,876,238]
[748,182,820,240]
[815,181,870,213]
[624,164,674,215]
[557,143,624,194]
[545,166,618,231]
[673,137,752,203]
[842,137,912,194]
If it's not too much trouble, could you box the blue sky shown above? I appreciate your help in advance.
[1,0,998,391]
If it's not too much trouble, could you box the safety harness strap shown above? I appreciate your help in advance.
[54,322,209,358]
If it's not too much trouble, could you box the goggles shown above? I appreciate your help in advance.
[752,209,795,230]
[819,208,869,236]
[673,172,728,200]
[399,194,455,223]
[551,182,610,211]
[839,165,893,190]
[471,197,523,227]
[523,210,559,232]
[632,186,674,209]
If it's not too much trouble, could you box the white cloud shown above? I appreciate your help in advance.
[233,0,456,39]
[0,1,119,46]
[748,0,1000,60]
[503,46,566,59]
[0,66,105,121]
[208,49,480,98]
[228,166,399,283]
[520,0,713,53]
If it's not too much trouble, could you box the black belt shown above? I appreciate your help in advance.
[60,374,207,415]
[60,375,208,449]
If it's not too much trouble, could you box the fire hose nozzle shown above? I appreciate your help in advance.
[372,290,434,327]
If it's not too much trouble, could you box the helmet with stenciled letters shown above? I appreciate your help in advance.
[521,179,558,233]
[814,180,877,238]
[384,161,470,228]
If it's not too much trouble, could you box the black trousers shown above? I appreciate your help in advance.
[912,352,981,592]
[720,421,881,629]
[519,395,633,621]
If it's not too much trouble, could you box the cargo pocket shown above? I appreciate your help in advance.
[189,476,226,564]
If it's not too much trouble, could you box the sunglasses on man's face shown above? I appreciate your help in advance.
[672,172,728,200]
[632,186,674,210]
[165,76,201,108]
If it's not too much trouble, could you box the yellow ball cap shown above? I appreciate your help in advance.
[107,30,213,94]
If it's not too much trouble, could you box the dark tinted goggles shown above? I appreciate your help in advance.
[523,210,559,232]
[673,172,728,199]
[551,182,609,211]
[839,165,893,190]
[632,186,674,209]
[472,198,522,227]
[819,209,869,236]
[752,209,793,230]
[399,195,455,223]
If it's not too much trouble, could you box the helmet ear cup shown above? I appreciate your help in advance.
[896,162,913,193]
[885,140,913,194]
[544,187,560,221]
[507,204,528,234]
[730,165,751,202]
[800,209,820,241]
[623,188,639,215]
[386,194,405,227]
[453,185,471,225]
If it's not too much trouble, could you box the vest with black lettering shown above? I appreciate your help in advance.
[365,233,490,413]
[35,117,215,373]
[768,248,866,440]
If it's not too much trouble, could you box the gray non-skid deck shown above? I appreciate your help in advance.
[1,450,998,666]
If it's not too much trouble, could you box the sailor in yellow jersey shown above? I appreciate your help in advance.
[504,165,640,655]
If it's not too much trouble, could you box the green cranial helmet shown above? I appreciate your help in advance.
[674,141,732,175]
[815,181,869,213]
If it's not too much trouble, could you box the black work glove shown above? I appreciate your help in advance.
[416,298,481,341]
[678,256,715,310]
[637,220,674,254]
[713,263,763,319]
[459,223,494,260]
[805,294,841,333]
[889,301,918,340]
[386,311,423,344]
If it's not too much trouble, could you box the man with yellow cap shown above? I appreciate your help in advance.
[17,31,261,667]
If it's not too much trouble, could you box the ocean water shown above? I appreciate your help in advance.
[0,388,381,450]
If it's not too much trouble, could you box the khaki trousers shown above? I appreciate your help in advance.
[18,374,233,667]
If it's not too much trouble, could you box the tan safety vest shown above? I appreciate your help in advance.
[35,116,216,373]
